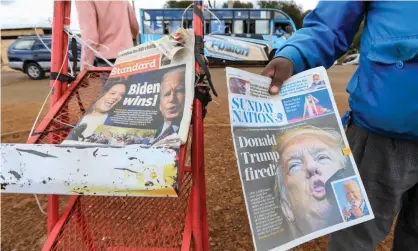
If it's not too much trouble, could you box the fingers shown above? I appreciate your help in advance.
[261,57,294,96]
[261,62,281,95]
[269,80,282,95]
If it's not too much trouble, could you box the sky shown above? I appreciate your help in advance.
[0,0,319,30]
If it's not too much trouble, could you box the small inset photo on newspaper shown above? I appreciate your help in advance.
[279,71,327,98]
[332,176,371,222]
[307,71,327,91]
[282,89,334,123]
[229,77,250,95]
[83,125,155,146]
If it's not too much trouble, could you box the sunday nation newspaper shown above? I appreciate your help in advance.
[226,67,375,251]
[0,28,195,198]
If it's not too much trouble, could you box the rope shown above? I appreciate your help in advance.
[32,21,73,217]
[204,8,222,36]
[182,3,194,28]
[179,3,222,36]
[27,42,70,141]
[34,24,75,78]
[34,195,47,215]
[64,26,114,68]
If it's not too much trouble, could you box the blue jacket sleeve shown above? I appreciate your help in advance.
[276,1,367,74]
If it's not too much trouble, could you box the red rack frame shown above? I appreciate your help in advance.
[31,1,209,250]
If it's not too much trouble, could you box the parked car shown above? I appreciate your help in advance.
[342,53,360,65]
[7,35,81,80]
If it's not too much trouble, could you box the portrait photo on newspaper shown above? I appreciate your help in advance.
[272,115,357,241]
[232,114,367,250]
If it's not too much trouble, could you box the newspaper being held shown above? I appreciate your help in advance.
[226,67,374,251]
[0,28,194,198]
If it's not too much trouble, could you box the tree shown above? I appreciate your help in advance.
[301,9,311,24]
[222,1,254,8]
[257,1,304,29]
[164,0,193,8]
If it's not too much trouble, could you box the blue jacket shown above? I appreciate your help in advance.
[275,1,418,140]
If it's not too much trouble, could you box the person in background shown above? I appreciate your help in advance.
[275,25,285,37]
[75,0,139,69]
[262,1,418,251]
[285,24,293,35]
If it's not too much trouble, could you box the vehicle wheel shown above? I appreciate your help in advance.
[25,63,45,80]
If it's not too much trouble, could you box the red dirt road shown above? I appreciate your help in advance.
[1,66,394,250]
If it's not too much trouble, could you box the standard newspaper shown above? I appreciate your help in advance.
[226,67,374,251]
[0,28,194,197]
[63,28,195,147]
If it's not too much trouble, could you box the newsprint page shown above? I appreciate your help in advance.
[0,28,194,198]
[226,67,375,251]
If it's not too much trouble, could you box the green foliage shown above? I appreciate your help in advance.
[164,0,193,8]
[222,1,254,8]
[257,0,280,8]
[257,1,304,29]
[301,9,311,24]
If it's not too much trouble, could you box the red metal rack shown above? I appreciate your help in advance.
[29,1,210,250]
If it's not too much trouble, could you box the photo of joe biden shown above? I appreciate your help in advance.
[151,67,186,145]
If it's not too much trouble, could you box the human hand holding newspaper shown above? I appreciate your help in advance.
[261,57,294,95]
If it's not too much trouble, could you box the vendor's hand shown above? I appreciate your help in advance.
[261,57,294,95]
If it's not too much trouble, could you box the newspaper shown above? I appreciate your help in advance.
[63,28,195,147]
[0,28,195,197]
[226,67,375,251]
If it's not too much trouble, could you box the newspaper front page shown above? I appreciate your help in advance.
[0,28,194,197]
[226,67,375,250]
[63,28,195,147]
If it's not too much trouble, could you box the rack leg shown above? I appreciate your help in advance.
[191,98,204,250]
[47,0,67,234]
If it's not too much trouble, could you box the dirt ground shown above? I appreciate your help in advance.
[1,66,394,250]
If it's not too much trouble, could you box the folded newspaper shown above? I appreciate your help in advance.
[226,67,374,250]
[0,28,194,197]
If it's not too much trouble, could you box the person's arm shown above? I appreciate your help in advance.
[127,3,139,39]
[75,1,99,70]
[276,1,367,74]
